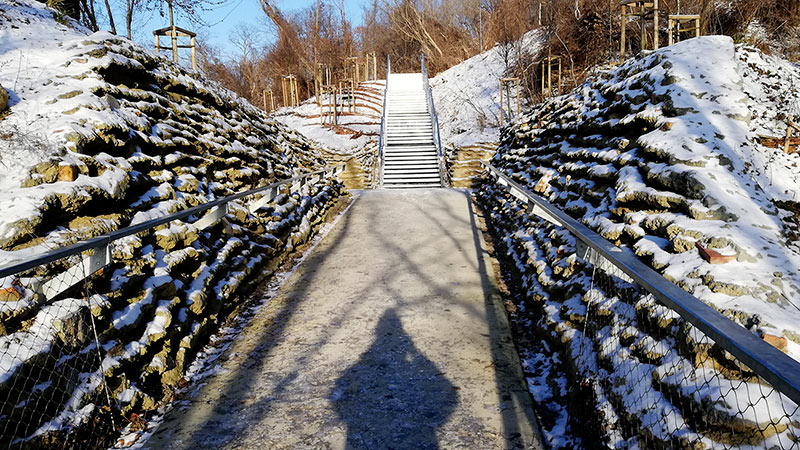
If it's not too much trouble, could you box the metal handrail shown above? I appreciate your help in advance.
[420,53,448,187]
[377,55,390,188]
[0,164,345,280]
[481,161,800,407]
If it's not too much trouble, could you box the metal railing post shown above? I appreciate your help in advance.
[420,53,447,187]
[377,55,390,188]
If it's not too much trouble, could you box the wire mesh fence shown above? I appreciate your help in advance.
[0,166,343,449]
[480,162,800,449]
[0,248,117,449]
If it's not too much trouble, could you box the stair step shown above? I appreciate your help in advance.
[383,175,442,181]
[383,185,442,189]
[385,148,437,151]
[384,151,437,155]
[384,156,438,166]
[384,171,440,176]
[383,161,439,171]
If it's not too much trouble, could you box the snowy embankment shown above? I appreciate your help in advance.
[0,1,345,448]
[431,30,544,186]
[479,36,800,448]
[272,81,383,187]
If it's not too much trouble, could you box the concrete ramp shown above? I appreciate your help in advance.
[146,189,542,450]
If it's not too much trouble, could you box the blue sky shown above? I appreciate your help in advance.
[126,0,370,58]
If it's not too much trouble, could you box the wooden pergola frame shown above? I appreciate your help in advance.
[263,89,275,113]
[500,77,521,123]
[338,80,355,113]
[314,64,332,106]
[366,52,378,81]
[784,117,800,154]
[668,14,701,46]
[540,54,562,98]
[282,75,299,108]
[620,0,659,60]
[345,57,362,85]
[319,85,338,126]
[153,25,197,70]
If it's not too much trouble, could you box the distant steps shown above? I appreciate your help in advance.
[381,73,442,189]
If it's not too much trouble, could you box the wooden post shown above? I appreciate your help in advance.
[785,117,799,154]
[168,1,178,64]
[620,1,659,58]
[292,76,299,106]
[640,2,646,50]
[190,36,197,70]
[557,57,562,95]
[500,77,521,122]
[668,14,701,46]
[653,0,659,50]
[620,4,627,60]
[547,48,552,97]
[282,77,288,107]
[540,60,545,95]
[668,16,673,46]
[263,89,274,112]
[155,34,161,53]
[499,79,504,121]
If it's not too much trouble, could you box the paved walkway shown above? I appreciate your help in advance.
[146,189,542,450]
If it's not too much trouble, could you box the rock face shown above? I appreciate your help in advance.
[0,2,345,448]
[445,143,496,188]
[478,37,800,448]
[0,83,7,111]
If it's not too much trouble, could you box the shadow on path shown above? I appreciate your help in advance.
[331,308,457,450]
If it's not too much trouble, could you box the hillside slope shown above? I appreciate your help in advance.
[431,30,544,186]
[479,35,800,448]
[0,2,344,447]
[0,1,327,260]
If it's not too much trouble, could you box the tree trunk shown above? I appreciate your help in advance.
[103,0,117,34]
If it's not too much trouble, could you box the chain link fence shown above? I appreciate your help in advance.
[480,162,800,449]
[0,165,343,449]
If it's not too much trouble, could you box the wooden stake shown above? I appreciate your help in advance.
[190,36,196,70]
[620,5,627,60]
[169,0,178,64]
[653,0,659,50]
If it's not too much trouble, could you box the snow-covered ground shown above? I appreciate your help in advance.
[431,30,544,148]
[272,81,384,155]
[0,0,327,264]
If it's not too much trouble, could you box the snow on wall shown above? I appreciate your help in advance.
[480,35,800,448]
[0,1,346,447]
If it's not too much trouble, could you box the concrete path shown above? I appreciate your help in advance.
[146,189,542,450]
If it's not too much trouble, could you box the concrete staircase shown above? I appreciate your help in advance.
[382,73,442,188]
